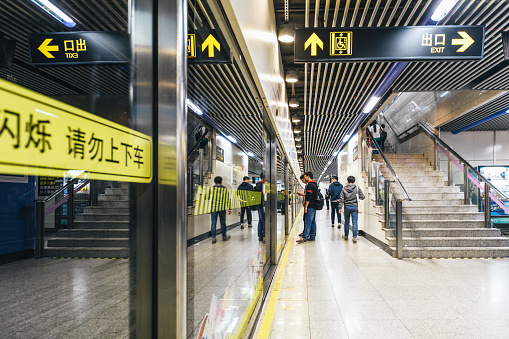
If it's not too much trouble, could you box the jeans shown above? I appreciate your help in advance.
[331,202,341,224]
[344,205,358,237]
[211,210,227,238]
[325,199,330,210]
[240,206,252,224]
[257,207,264,241]
[303,207,317,240]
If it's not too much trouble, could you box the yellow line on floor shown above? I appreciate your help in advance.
[256,211,300,339]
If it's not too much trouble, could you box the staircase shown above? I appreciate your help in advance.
[45,182,129,258]
[378,153,509,258]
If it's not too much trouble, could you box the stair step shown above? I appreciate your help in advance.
[385,228,503,238]
[76,214,129,222]
[97,200,129,208]
[390,247,509,258]
[82,207,130,214]
[47,238,128,247]
[402,212,484,221]
[104,188,129,195]
[44,247,129,258]
[402,193,464,200]
[401,220,485,228]
[98,195,129,201]
[403,200,463,207]
[387,237,509,247]
[116,182,130,190]
[391,186,460,194]
[383,154,424,158]
[73,221,129,229]
[54,229,129,238]
[399,205,479,213]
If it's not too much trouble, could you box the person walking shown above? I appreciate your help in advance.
[338,176,365,243]
[328,176,343,228]
[325,189,330,210]
[237,176,253,229]
[297,171,318,243]
[210,176,232,244]
[369,120,381,154]
[254,175,265,242]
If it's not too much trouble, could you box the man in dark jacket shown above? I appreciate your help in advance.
[237,176,254,229]
[210,176,232,244]
[328,176,343,228]
[297,174,307,237]
[254,175,265,242]
[297,171,317,243]
[339,176,365,243]
[325,189,330,210]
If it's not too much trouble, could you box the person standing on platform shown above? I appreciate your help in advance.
[297,174,307,237]
[338,176,365,243]
[254,175,265,242]
[328,176,343,228]
[237,176,254,229]
[325,189,330,210]
[297,171,318,243]
[210,176,232,244]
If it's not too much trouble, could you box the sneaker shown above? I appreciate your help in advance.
[296,237,307,243]
[298,232,304,237]
[223,235,231,241]
[241,225,245,229]
[352,237,357,243]
[343,235,348,240]
[331,224,334,228]
[337,224,341,229]
[212,238,217,244]
[248,224,253,228]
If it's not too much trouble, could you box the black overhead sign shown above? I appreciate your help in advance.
[294,26,484,63]
[188,30,231,64]
[28,31,129,66]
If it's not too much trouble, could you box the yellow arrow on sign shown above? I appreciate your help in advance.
[38,38,59,58]
[452,31,475,52]
[304,33,323,56]
[202,34,220,57]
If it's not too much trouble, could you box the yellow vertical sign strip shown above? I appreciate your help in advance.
[194,186,202,216]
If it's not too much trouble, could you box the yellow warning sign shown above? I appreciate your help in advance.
[330,32,352,56]
[0,79,152,183]
[188,34,196,58]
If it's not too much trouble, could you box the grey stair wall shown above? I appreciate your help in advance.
[377,153,509,258]
[45,182,129,258]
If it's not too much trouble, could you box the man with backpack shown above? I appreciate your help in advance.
[338,176,365,243]
[297,171,318,243]
[328,176,343,228]
[237,176,254,229]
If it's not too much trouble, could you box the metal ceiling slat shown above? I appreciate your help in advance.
[411,0,432,26]
[341,0,352,27]
[358,0,371,26]
[367,0,382,27]
[377,0,392,27]
[350,0,361,27]
[402,0,422,26]
[394,0,411,26]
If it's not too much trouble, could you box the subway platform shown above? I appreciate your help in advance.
[254,209,509,338]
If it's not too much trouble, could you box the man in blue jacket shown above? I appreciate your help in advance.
[328,176,343,228]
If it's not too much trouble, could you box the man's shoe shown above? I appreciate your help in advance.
[296,237,307,243]
[241,225,245,229]
[212,238,217,244]
[223,235,231,241]
[248,224,253,228]
[298,232,304,237]
[308,238,315,241]
[352,237,357,243]
[343,235,348,240]
[331,224,334,228]
[337,224,341,229]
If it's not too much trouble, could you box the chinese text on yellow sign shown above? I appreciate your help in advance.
[0,79,152,183]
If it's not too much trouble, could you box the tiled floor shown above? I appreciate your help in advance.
[0,258,129,338]
[258,209,509,339]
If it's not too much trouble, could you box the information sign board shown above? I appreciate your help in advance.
[295,26,484,62]
[188,30,231,64]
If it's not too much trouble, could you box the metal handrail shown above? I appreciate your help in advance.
[417,122,509,200]
[366,128,411,201]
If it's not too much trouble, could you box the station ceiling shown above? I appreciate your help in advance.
[275,0,509,177]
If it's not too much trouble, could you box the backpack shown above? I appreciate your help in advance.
[380,129,387,141]
[314,190,325,210]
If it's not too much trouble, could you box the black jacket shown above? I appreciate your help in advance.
[209,184,231,212]
[305,181,318,208]
[254,180,264,207]
[237,181,254,207]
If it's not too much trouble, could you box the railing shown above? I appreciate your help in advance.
[35,176,92,258]
[363,128,410,259]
